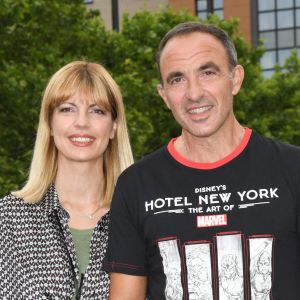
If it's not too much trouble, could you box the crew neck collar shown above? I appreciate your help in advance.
[167,128,252,170]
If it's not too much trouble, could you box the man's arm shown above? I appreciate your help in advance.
[109,273,147,300]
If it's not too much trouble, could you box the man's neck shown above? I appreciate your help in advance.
[174,123,245,164]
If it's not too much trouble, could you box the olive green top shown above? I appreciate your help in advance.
[70,227,94,300]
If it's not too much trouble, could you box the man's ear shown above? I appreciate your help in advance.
[231,65,244,96]
[157,83,171,109]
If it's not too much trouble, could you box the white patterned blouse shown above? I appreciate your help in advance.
[0,184,109,299]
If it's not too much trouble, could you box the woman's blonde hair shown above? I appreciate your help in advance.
[13,61,133,205]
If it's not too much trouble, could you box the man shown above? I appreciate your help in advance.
[103,22,300,299]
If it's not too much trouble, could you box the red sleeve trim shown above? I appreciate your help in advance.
[102,260,147,276]
[167,128,252,170]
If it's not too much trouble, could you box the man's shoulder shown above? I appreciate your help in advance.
[137,145,167,165]
[252,131,300,161]
[119,145,167,179]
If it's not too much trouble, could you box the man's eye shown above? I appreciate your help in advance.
[170,77,184,85]
[201,70,217,77]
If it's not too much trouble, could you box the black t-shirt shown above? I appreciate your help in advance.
[103,129,300,299]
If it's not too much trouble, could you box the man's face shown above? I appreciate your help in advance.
[157,32,244,139]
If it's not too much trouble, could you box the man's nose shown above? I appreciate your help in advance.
[185,77,204,101]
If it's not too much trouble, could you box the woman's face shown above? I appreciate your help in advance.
[51,91,116,165]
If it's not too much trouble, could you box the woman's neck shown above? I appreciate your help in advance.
[55,160,104,205]
[54,160,108,229]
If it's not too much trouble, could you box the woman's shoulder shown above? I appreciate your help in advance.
[0,193,36,217]
[0,193,45,231]
[0,194,20,228]
[0,193,24,208]
[1,194,21,218]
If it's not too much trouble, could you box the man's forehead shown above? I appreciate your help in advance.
[160,34,227,69]
[160,32,227,64]
[162,32,224,53]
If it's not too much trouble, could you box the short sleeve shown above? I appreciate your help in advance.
[102,174,147,276]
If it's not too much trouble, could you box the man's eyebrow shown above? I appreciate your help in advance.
[198,62,221,72]
[166,71,183,84]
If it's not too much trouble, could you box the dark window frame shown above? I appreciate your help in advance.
[254,0,300,75]
[196,0,224,20]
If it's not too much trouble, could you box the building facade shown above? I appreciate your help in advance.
[84,0,300,76]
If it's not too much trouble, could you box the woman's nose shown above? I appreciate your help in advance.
[74,111,90,128]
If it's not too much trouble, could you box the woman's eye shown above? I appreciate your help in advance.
[91,108,105,115]
[59,106,73,113]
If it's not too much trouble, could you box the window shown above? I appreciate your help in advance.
[260,32,276,49]
[277,10,294,29]
[83,0,93,4]
[296,28,300,45]
[196,0,224,20]
[256,0,300,76]
[259,0,275,11]
[261,51,276,69]
[277,0,293,9]
[296,9,300,26]
[259,12,275,30]
[277,30,294,47]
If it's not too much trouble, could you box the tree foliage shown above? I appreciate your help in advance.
[1,1,300,196]
[0,0,107,194]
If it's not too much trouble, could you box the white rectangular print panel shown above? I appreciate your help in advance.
[158,239,183,300]
[249,237,273,300]
[184,242,213,300]
[216,233,244,300]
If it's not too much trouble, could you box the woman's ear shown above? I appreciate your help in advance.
[110,122,117,139]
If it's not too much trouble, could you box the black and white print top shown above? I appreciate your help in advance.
[0,184,109,299]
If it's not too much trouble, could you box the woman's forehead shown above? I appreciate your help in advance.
[56,88,109,106]
[65,91,95,104]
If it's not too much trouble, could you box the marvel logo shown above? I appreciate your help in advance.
[197,214,227,228]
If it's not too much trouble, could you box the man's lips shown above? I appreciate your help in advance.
[188,105,213,114]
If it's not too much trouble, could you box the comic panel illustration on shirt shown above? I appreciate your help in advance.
[158,238,184,300]
[249,236,274,300]
[215,232,245,300]
[184,242,213,300]
[157,233,274,300]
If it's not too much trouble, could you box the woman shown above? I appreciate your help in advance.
[0,61,133,299]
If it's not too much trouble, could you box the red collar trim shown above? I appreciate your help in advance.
[167,128,252,170]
